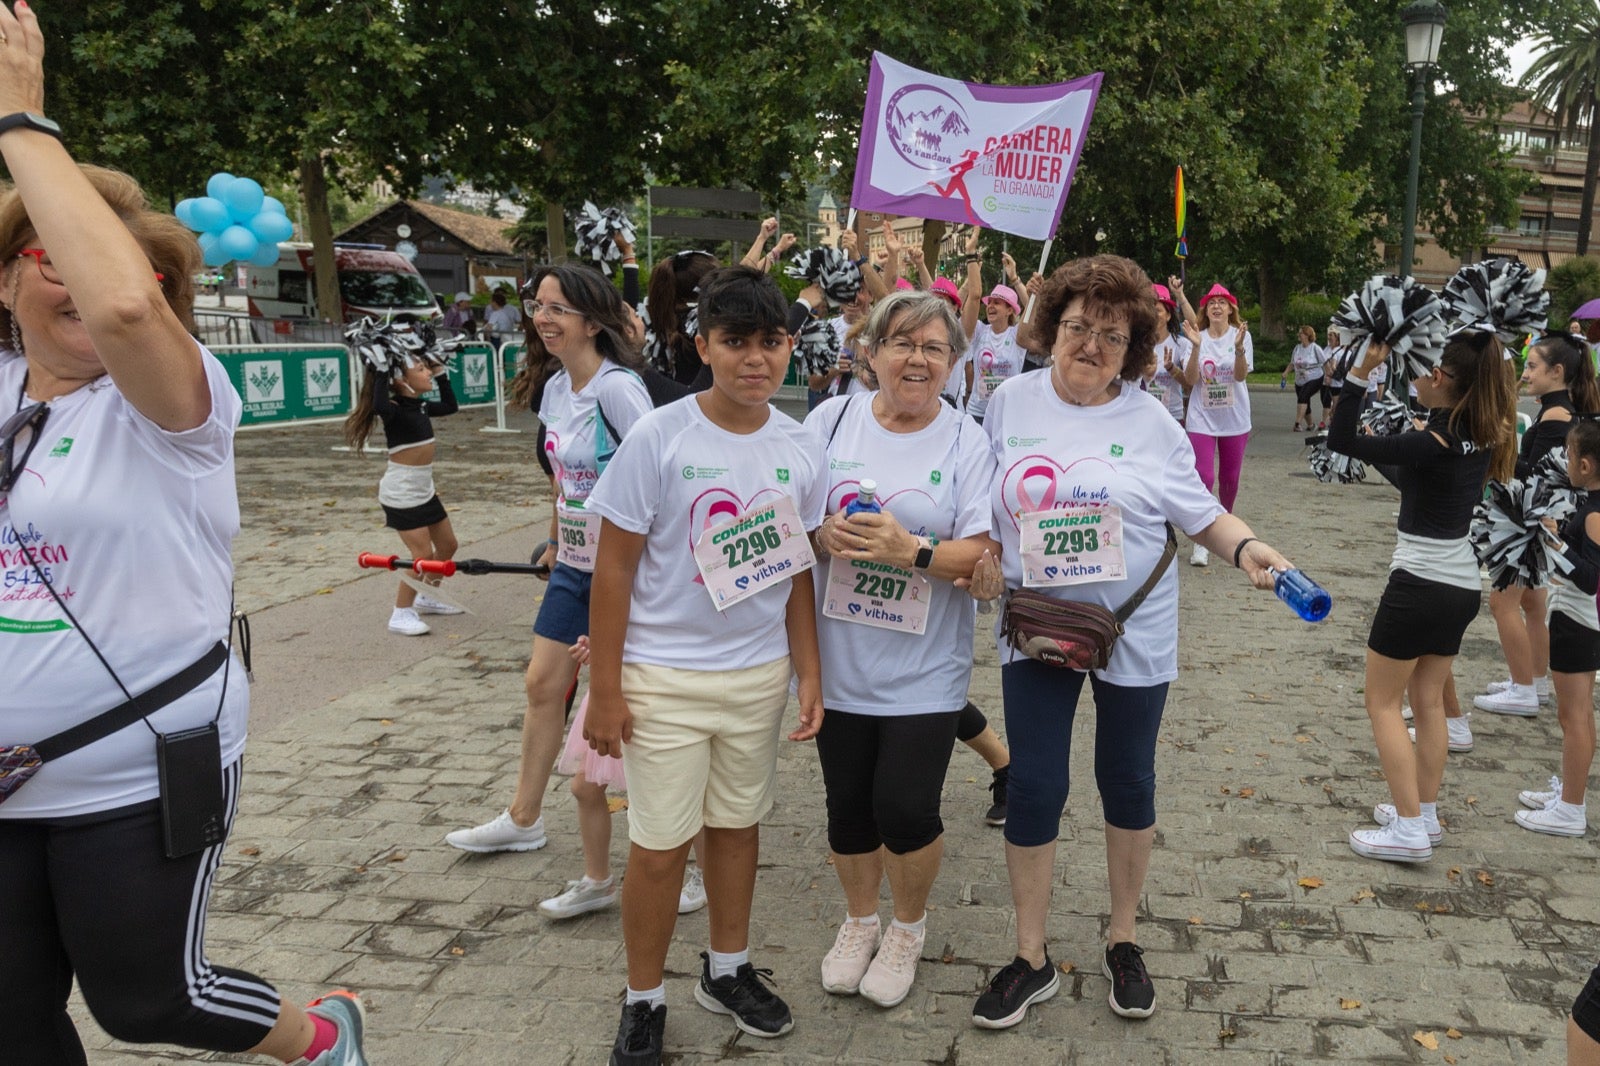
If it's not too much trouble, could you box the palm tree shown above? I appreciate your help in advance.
[1522,4,1600,254]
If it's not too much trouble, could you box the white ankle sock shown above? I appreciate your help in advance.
[625,984,665,1007]
[1395,814,1428,835]
[846,914,880,927]
[708,948,748,978]
[1509,682,1537,697]
[1419,802,1437,821]
[891,914,926,935]
[1556,800,1587,817]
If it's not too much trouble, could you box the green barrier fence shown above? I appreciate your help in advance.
[213,344,354,427]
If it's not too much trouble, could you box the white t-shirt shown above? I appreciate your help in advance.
[0,346,249,819]
[822,318,871,398]
[805,394,995,716]
[1290,344,1325,385]
[1367,362,1388,394]
[963,323,1023,419]
[1147,335,1191,421]
[538,361,653,505]
[586,396,827,671]
[1184,326,1254,437]
[944,349,969,404]
[986,372,1225,686]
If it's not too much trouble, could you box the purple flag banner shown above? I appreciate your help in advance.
[849,52,1103,241]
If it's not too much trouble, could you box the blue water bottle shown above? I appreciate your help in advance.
[846,479,882,517]
[1268,567,1332,622]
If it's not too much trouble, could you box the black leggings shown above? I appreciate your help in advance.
[0,762,280,1064]
[955,700,986,742]
[815,708,962,855]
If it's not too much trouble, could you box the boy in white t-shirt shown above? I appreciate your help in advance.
[585,267,826,1064]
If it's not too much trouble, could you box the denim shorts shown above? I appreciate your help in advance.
[533,562,593,645]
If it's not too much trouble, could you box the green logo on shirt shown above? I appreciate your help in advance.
[49,437,73,458]
[930,470,942,485]
[681,465,695,479]
[1110,444,1124,457]
[776,468,790,484]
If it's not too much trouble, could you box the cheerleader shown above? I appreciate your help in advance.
[1518,418,1600,837]
[344,323,461,636]
[1328,329,1516,862]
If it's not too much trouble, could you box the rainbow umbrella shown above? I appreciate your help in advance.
[1174,166,1188,259]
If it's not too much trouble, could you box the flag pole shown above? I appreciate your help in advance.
[1021,238,1053,323]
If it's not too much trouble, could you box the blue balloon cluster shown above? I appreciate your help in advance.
[175,172,295,268]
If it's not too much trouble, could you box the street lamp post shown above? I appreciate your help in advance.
[1399,0,1447,279]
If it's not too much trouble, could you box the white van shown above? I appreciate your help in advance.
[243,242,441,340]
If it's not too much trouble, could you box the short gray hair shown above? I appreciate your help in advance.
[859,290,966,363]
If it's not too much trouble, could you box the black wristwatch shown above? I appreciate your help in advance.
[912,536,935,570]
[0,112,61,141]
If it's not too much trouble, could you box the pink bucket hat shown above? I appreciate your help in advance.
[929,276,961,308]
[985,284,1021,315]
[1152,283,1176,309]
[1197,283,1237,308]
[894,277,914,291]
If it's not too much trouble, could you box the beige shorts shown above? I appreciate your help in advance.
[620,656,791,850]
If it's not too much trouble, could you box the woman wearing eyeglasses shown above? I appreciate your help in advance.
[804,290,999,1010]
[446,267,654,869]
[0,7,368,1065]
[966,256,1290,1030]
[1175,283,1253,566]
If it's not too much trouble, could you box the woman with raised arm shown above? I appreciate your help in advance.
[0,5,367,1063]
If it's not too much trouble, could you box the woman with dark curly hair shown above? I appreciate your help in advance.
[967,256,1292,1031]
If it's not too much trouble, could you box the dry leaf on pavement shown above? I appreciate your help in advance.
[1413,1031,1440,1050]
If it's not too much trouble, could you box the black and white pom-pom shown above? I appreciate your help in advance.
[572,200,636,265]
[1471,474,1577,590]
[345,316,443,374]
[638,302,698,375]
[1440,258,1549,342]
[792,316,840,377]
[1331,275,1448,385]
[1535,445,1574,493]
[1308,437,1365,484]
[785,247,862,306]
[1358,394,1410,437]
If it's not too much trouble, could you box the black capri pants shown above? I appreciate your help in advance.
[815,708,962,855]
[0,761,281,1064]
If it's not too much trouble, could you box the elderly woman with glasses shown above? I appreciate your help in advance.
[966,256,1291,1031]
[805,289,999,1011]
[0,8,369,1064]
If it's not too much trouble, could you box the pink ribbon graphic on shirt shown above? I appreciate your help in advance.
[999,454,1117,530]
[979,349,996,371]
[828,481,936,516]
[544,431,565,493]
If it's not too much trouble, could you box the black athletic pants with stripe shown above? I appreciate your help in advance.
[1,761,281,1064]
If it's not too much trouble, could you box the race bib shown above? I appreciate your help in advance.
[556,500,602,572]
[1019,506,1126,587]
[822,557,931,635]
[693,495,815,611]
[1201,380,1236,409]
[1147,380,1166,404]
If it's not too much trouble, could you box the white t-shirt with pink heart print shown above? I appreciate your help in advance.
[586,395,827,671]
[986,371,1224,686]
[805,393,995,716]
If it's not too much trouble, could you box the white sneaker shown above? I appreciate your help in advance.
[1473,686,1539,717]
[1515,801,1587,837]
[413,592,464,615]
[1519,775,1563,811]
[1189,544,1209,567]
[859,923,925,1008]
[387,607,430,636]
[444,810,547,853]
[539,876,617,919]
[1401,703,1413,721]
[1372,803,1443,844]
[678,865,707,914]
[1406,714,1473,752]
[820,919,881,995]
[1349,819,1432,862]
[1489,676,1552,703]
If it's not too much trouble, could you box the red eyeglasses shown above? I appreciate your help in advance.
[18,248,164,284]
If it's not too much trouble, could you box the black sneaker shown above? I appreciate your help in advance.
[610,1000,665,1066]
[985,766,1009,826]
[971,953,1059,1029]
[1102,942,1155,1018]
[693,953,794,1038]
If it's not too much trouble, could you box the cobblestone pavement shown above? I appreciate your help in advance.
[74,391,1596,1064]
